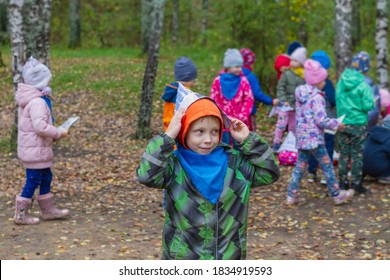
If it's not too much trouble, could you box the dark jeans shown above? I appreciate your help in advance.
[308,133,335,174]
[21,168,52,198]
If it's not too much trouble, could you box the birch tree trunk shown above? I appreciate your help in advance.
[9,0,52,147]
[201,0,208,46]
[141,0,153,53]
[136,0,165,139]
[376,0,388,89]
[9,0,25,148]
[24,0,51,66]
[69,0,81,48]
[335,0,352,80]
[172,0,178,44]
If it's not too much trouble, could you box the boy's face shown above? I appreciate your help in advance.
[185,116,221,155]
[226,66,242,76]
[181,80,195,88]
[290,60,301,68]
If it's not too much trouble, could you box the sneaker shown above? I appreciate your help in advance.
[307,173,317,183]
[339,180,350,190]
[272,143,280,153]
[378,175,390,184]
[352,182,370,195]
[286,196,306,205]
[320,176,327,185]
[333,189,354,205]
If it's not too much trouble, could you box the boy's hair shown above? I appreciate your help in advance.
[178,98,223,149]
[174,57,198,82]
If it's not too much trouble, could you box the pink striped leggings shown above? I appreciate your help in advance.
[273,111,296,145]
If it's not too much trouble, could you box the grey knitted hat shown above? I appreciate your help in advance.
[223,49,243,68]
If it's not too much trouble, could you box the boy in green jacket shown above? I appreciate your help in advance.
[137,96,279,260]
[336,53,375,194]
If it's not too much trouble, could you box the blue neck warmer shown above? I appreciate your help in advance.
[220,73,241,100]
[174,144,228,204]
[41,96,54,123]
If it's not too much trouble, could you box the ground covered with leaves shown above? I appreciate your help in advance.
[0,52,388,260]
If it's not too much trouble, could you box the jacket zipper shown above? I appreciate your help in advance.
[215,203,219,260]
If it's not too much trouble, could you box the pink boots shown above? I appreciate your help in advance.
[14,196,40,225]
[37,193,69,220]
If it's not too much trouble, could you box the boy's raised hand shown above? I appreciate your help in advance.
[165,108,185,140]
[230,118,250,143]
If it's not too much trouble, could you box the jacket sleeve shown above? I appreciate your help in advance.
[276,72,288,102]
[248,73,273,105]
[237,132,280,187]
[29,98,61,139]
[313,96,339,130]
[360,82,375,113]
[136,133,176,189]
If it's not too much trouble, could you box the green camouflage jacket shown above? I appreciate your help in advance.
[137,132,280,260]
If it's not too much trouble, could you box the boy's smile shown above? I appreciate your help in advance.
[185,116,221,155]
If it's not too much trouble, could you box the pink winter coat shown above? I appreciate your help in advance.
[210,72,254,129]
[16,83,62,169]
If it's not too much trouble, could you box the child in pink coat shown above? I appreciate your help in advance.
[14,57,69,225]
[210,49,254,148]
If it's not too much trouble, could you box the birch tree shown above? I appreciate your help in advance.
[8,0,25,146]
[141,0,153,53]
[8,0,52,146]
[335,0,352,80]
[69,0,81,48]
[136,0,165,139]
[375,0,388,89]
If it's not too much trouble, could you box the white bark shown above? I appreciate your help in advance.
[335,0,352,80]
[376,0,388,89]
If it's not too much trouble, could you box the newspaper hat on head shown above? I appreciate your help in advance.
[175,83,231,148]
[22,56,52,90]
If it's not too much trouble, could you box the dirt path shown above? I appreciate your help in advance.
[0,94,388,260]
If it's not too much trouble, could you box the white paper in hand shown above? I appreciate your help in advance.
[59,116,80,130]
[324,115,345,135]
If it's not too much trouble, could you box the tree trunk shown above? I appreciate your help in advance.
[69,0,81,48]
[141,0,153,53]
[8,0,52,149]
[335,0,352,80]
[376,0,388,89]
[8,0,25,149]
[23,0,52,66]
[136,0,165,139]
[172,0,178,44]
[201,0,208,46]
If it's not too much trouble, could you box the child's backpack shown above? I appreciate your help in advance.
[277,131,298,165]
[278,150,298,166]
